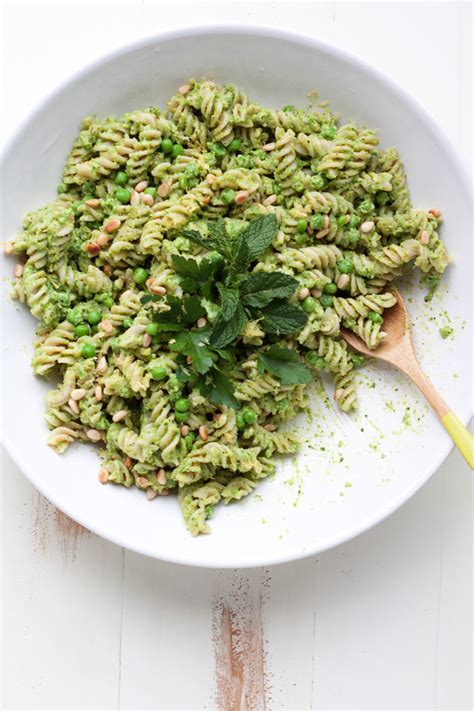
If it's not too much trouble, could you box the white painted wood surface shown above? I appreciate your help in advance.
[1,2,472,709]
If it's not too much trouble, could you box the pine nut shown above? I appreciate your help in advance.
[146,488,158,500]
[84,242,100,256]
[360,221,375,233]
[97,356,108,374]
[307,226,314,236]
[3,241,13,255]
[311,288,322,298]
[202,195,211,205]
[112,409,128,423]
[197,317,207,328]
[143,333,152,347]
[103,265,113,276]
[198,425,209,441]
[97,233,109,247]
[84,198,100,208]
[94,385,103,402]
[141,193,154,206]
[136,476,150,489]
[316,228,329,240]
[104,218,121,233]
[262,194,277,206]
[135,180,148,193]
[100,319,113,334]
[71,388,86,401]
[158,182,170,198]
[156,468,167,485]
[235,190,251,205]
[124,457,132,468]
[181,425,190,436]
[298,287,310,300]
[68,398,80,415]
[420,230,430,245]
[87,429,102,442]
[186,355,193,365]
[149,283,167,296]
[262,142,276,151]
[178,83,191,95]
[323,215,330,229]
[130,191,140,207]
[206,174,216,185]
[159,489,169,496]
[429,208,441,218]
[337,274,350,289]
[14,263,24,277]
[264,424,276,432]
[98,468,109,484]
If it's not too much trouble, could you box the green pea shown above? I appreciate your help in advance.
[143,187,157,198]
[310,214,324,230]
[151,365,167,380]
[86,310,102,325]
[306,351,326,369]
[210,142,226,158]
[295,233,307,245]
[57,183,67,194]
[273,183,282,195]
[303,296,317,313]
[337,215,348,227]
[74,323,90,338]
[439,326,453,339]
[67,308,82,326]
[175,411,188,424]
[220,189,236,204]
[319,294,334,308]
[103,295,113,309]
[146,323,159,336]
[242,407,257,425]
[115,171,129,186]
[184,433,196,450]
[178,175,188,190]
[321,124,337,139]
[368,311,383,324]
[350,214,360,227]
[161,138,173,154]
[337,258,354,274]
[310,175,326,190]
[358,199,374,215]
[122,317,133,329]
[276,398,289,412]
[346,228,360,246]
[323,282,337,295]
[228,139,242,152]
[236,411,246,429]
[171,144,184,158]
[115,188,131,204]
[81,342,96,358]
[352,354,366,367]
[175,398,190,413]
[133,267,149,285]
[296,219,308,233]
[375,191,390,206]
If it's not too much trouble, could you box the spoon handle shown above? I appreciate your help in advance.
[406,364,474,469]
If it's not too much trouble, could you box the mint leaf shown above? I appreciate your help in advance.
[209,303,248,348]
[217,285,240,320]
[227,233,249,284]
[181,219,231,259]
[208,369,240,409]
[241,272,298,308]
[241,214,278,262]
[260,300,308,335]
[169,330,216,374]
[258,346,312,385]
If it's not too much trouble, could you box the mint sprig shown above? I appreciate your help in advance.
[258,345,312,385]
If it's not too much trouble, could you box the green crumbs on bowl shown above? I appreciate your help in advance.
[4,77,452,539]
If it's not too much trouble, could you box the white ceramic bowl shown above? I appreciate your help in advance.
[1,27,472,568]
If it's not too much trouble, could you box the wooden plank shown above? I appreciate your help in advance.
[1,450,124,710]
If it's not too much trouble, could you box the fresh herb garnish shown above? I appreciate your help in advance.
[258,345,312,385]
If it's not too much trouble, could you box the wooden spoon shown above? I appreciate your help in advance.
[341,291,473,469]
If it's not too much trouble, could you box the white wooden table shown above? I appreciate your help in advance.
[1,3,472,709]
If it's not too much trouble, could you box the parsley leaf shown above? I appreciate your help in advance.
[208,369,240,409]
[241,272,298,308]
[152,295,206,331]
[209,303,248,348]
[258,345,312,385]
[241,214,278,262]
[171,255,218,294]
[169,329,216,374]
[260,300,308,335]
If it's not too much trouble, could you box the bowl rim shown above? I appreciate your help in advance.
[1,24,472,568]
